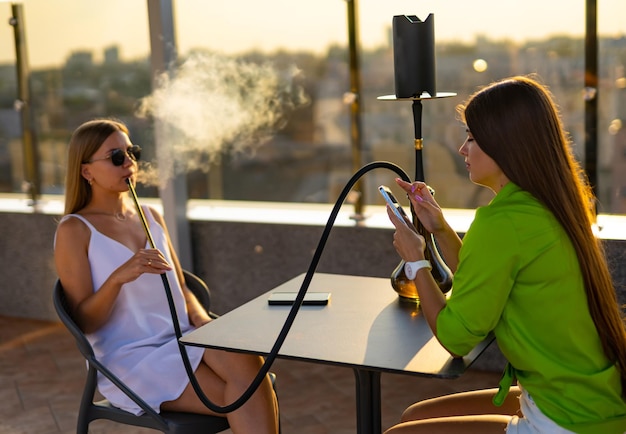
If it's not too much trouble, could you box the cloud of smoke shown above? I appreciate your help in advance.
[135,51,309,187]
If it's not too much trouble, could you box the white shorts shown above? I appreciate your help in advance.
[506,387,575,434]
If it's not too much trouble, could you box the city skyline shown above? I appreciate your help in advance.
[0,0,625,68]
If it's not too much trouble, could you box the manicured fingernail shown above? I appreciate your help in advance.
[414,194,423,202]
[411,184,417,193]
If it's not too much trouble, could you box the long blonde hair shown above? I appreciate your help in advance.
[459,75,626,397]
[64,118,130,215]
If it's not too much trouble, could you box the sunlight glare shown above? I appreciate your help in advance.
[472,58,488,72]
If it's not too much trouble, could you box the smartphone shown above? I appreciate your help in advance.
[268,292,331,306]
[378,185,409,223]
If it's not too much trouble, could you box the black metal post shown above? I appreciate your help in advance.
[9,3,41,206]
[584,0,598,213]
[346,0,364,218]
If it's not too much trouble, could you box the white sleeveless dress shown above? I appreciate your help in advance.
[58,207,204,415]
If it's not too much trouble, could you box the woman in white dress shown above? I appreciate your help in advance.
[54,118,279,433]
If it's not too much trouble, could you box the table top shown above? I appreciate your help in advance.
[181,273,491,378]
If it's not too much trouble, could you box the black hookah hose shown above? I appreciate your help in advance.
[125,161,411,413]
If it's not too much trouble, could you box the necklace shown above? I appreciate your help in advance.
[84,210,129,221]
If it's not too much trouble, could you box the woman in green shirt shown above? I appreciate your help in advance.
[384,76,626,433]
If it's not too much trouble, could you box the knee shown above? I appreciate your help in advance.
[400,401,428,422]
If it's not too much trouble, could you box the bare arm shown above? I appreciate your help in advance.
[429,220,462,272]
[385,205,460,358]
[55,217,122,333]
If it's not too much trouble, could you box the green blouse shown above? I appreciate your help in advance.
[436,182,626,434]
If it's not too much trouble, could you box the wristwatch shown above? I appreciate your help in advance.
[404,260,432,280]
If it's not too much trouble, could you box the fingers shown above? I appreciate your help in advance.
[395,178,431,203]
[389,179,437,215]
[386,206,418,235]
[400,212,414,229]
[395,178,419,192]
[390,223,426,261]
[137,249,172,272]
[386,205,405,229]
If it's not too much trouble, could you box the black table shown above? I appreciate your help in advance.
[181,273,492,434]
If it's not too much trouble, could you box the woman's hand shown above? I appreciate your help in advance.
[386,204,426,262]
[111,248,172,285]
[394,178,463,272]
[395,178,446,235]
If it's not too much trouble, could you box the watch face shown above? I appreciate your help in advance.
[404,260,431,280]
[404,262,416,279]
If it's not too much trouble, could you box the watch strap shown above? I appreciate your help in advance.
[404,259,432,280]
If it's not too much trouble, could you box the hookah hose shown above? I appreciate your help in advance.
[125,161,411,413]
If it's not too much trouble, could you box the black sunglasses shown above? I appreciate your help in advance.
[87,145,141,166]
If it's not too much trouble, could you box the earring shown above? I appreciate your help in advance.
[88,178,93,186]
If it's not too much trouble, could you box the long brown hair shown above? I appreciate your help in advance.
[64,118,130,215]
[458,75,626,397]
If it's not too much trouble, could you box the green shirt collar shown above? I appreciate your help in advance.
[489,182,521,206]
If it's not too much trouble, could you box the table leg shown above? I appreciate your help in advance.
[353,368,382,434]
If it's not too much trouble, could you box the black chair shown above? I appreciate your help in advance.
[53,270,231,434]
[183,269,219,320]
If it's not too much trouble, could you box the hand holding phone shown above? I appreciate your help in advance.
[378,185,409,225]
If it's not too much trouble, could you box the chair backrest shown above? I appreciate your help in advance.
[52,279,168,423]
[182,269,217,318]
[53,279,96,361]
[52,271,230,434]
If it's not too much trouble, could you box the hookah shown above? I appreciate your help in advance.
[378,14,454,301]
[125,12,454,415]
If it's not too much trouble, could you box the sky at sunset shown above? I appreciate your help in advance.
[0,0,625,68]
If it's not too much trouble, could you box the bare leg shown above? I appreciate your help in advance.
[384,415,511,434]
[401,387,521,421]
[161,349,279,434]
[383,387,521,434]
